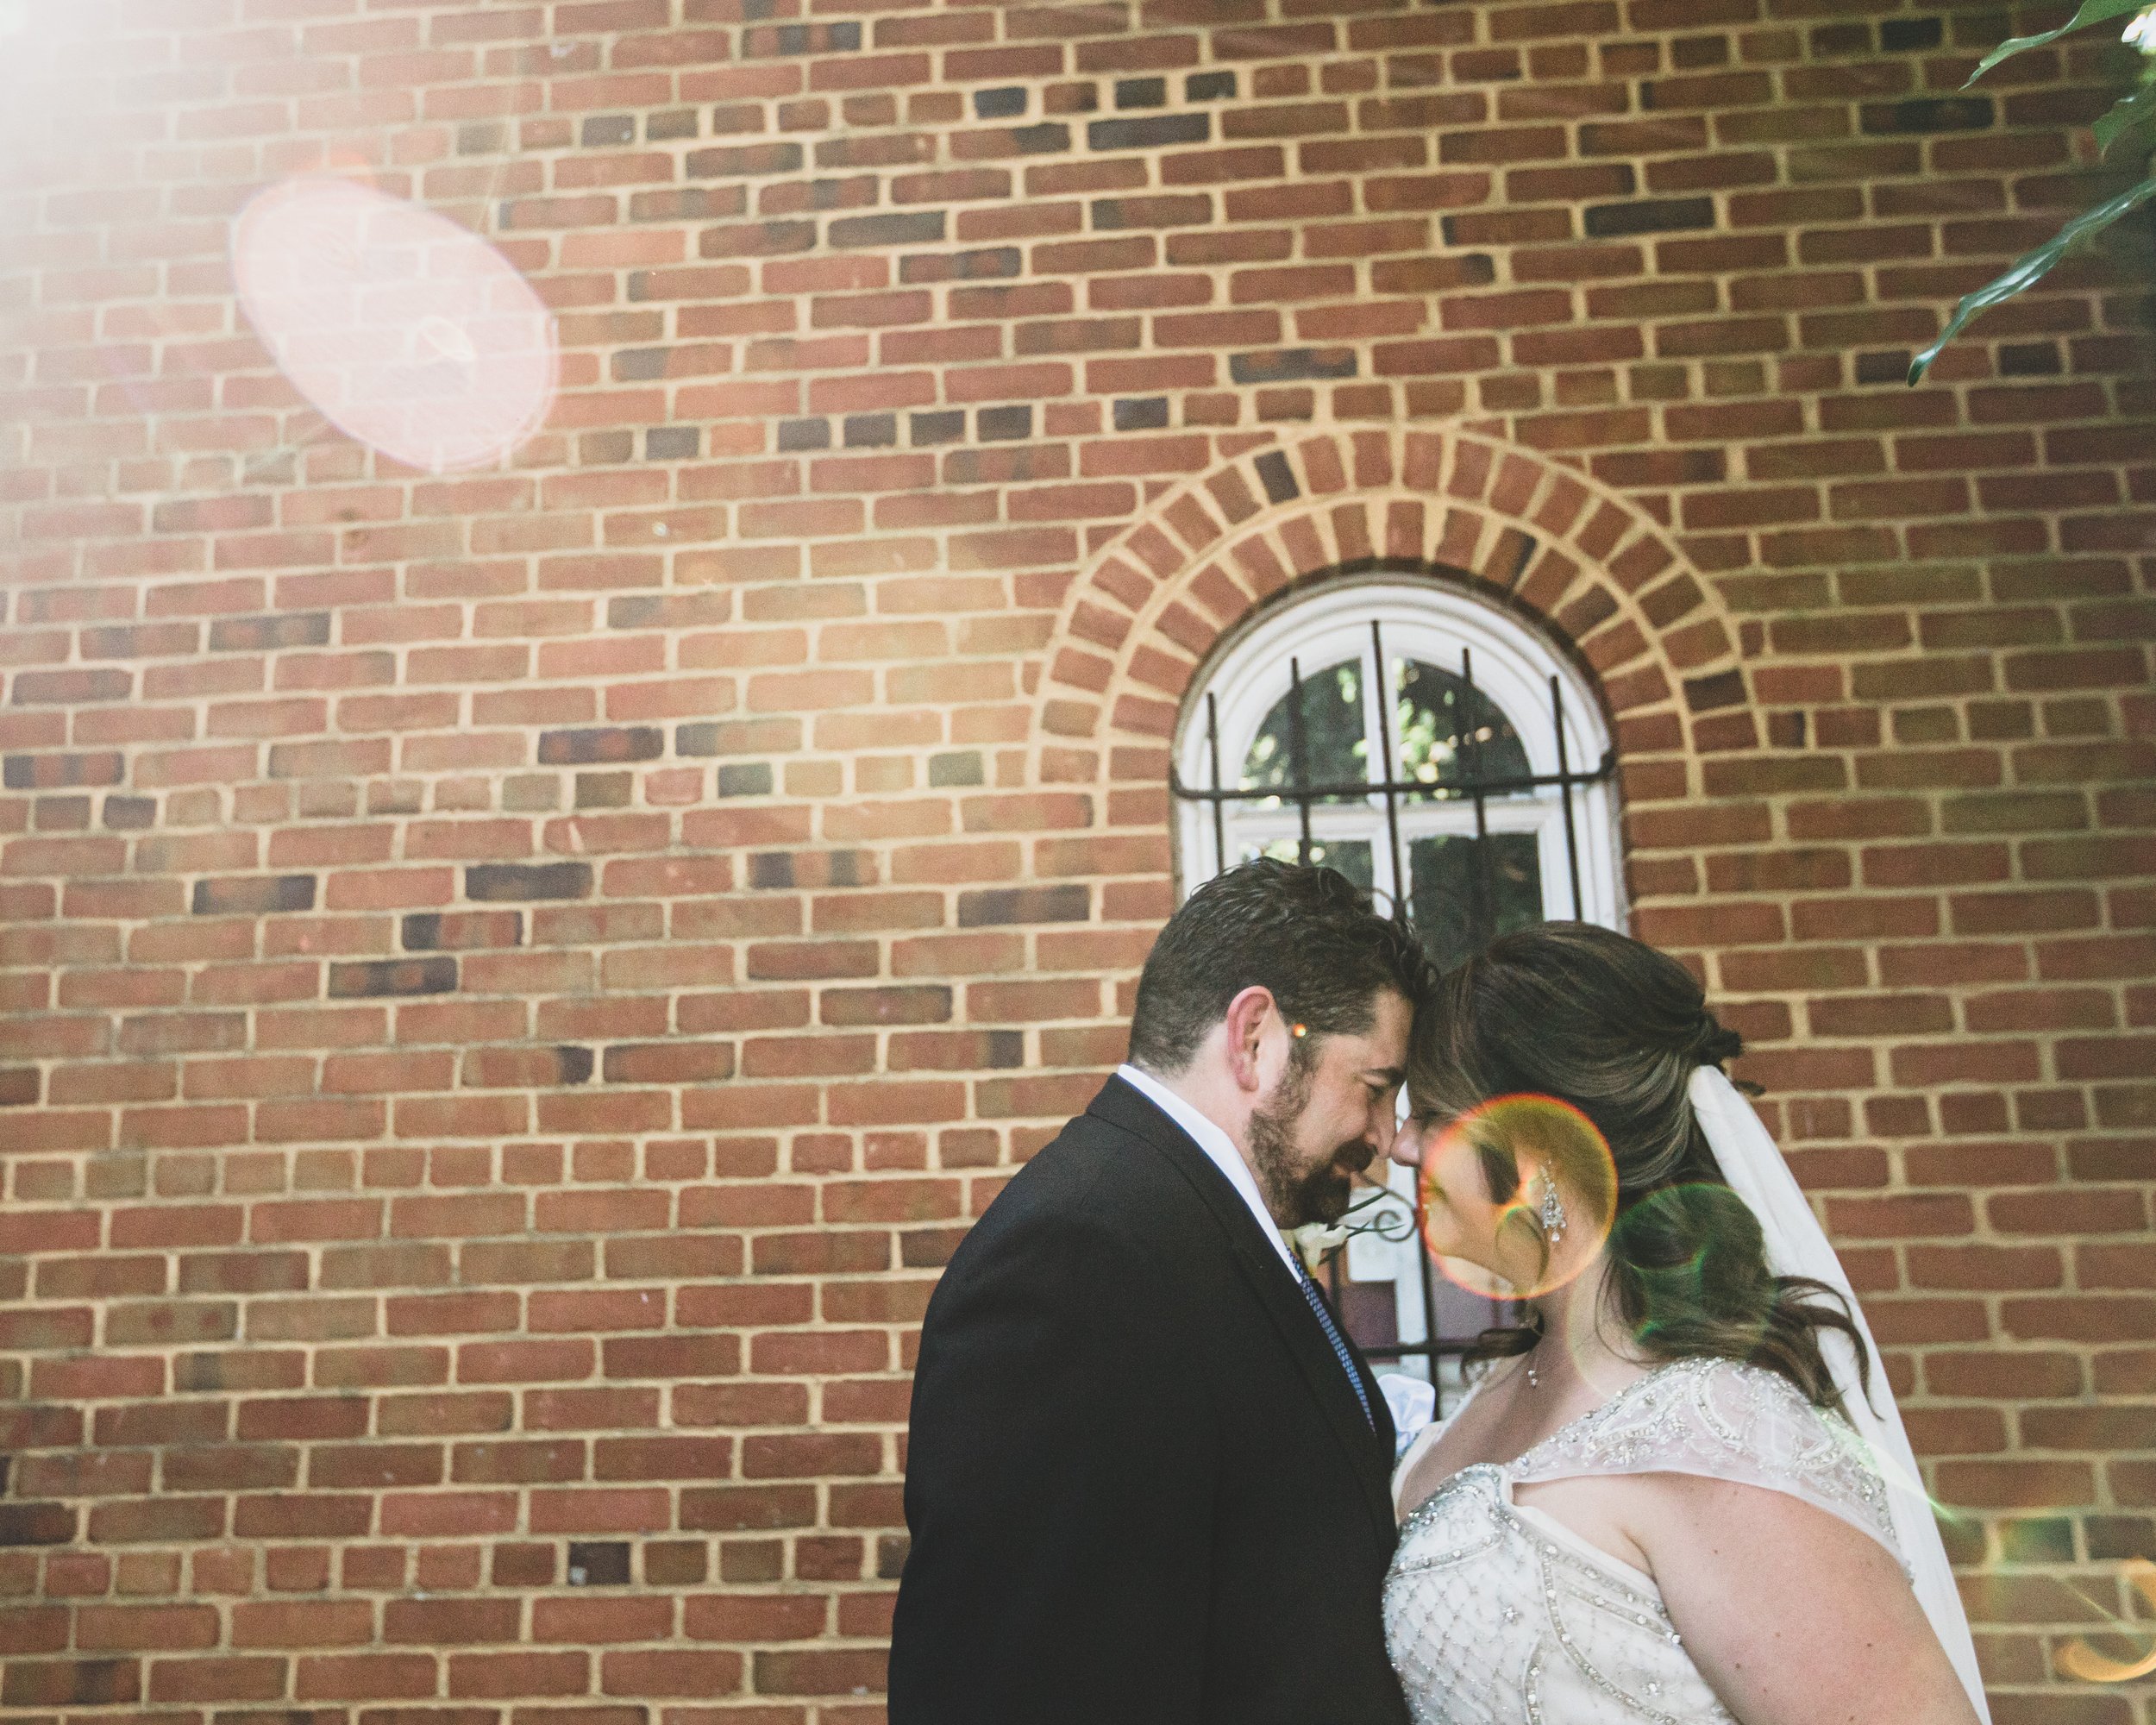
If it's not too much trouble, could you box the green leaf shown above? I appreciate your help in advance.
[1963,0,2147,87]
[2095,82,2156,155]
[1908,172,2156,382]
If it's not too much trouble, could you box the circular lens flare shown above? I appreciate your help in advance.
[1419,1093,1618,1301]
[2054,1559,2156,1683]
[232,177,558,474]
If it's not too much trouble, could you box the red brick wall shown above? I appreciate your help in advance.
[3,1,2153,1720]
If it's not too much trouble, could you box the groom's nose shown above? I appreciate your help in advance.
[1359,1095,1391,1154]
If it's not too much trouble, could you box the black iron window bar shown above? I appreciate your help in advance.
[1169,617,1620,1382]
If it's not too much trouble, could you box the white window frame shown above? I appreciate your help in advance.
[1172,575,1628,1388]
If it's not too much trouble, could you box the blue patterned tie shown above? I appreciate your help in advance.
[1297,1266,1375,1430]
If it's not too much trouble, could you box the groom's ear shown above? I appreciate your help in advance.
[1221,985,1283,1094]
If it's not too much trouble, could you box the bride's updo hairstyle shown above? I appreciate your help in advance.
[1409,921,1870,1410]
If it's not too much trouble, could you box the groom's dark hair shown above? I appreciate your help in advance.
[1127,858,1429,1074]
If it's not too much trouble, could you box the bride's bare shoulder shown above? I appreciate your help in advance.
[1621,1468,1979,1725]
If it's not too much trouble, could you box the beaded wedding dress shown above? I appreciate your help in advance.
[1382,1354,1904,1725]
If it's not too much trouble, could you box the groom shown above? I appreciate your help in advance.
[889,860,1423,1724]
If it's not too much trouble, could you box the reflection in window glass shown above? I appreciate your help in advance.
[1408,832,1545,972]
[1242,659,1366,804]
[1395,660,1530,797]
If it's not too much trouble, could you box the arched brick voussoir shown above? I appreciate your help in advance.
[1027,429,1748,786]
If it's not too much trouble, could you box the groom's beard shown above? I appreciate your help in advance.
[1248,1052,1365,1228]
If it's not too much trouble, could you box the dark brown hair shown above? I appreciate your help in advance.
[1407,921,1870,1410]
[1129,858,1431,1075]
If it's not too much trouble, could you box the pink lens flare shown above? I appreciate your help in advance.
[1418,1093,1618,1302]
[232,176,558,474]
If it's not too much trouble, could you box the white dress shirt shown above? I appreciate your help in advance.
[1115,1063,1300,1281]
[1115,1063,1434,1451]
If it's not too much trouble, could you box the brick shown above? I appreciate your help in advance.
[3,751,125,789]
[536,726,664,765]
[1859,97,1994,135]
[326,958,458,999]
[956,885,1090,926]
[1583,196,1714,237]
[207,612,331,653]
[0,1504,78,1546]
[191,875,317,916]
[465,862,593,902]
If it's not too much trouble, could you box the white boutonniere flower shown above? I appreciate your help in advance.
[1289,1220,1349,1272]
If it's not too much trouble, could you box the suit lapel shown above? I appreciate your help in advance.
[1087,1076,1399,1546]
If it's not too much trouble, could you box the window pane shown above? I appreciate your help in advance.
[1407,831,1545,972]
[1337,1279,1400,1352]
[1242,657,1367,803]
[1395,659,1531,799]
[1240,835,1374,897]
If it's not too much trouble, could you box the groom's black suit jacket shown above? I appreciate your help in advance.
[889,1075,1411,1725]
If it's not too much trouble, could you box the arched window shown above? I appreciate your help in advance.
[1171,574,1626,1402]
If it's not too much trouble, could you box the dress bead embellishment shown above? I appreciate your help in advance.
[1382,1356,1906,1725]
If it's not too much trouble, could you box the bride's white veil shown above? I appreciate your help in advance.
[1687,1063,1991,1722]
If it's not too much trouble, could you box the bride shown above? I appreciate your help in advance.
[1383,924,1989,1725]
